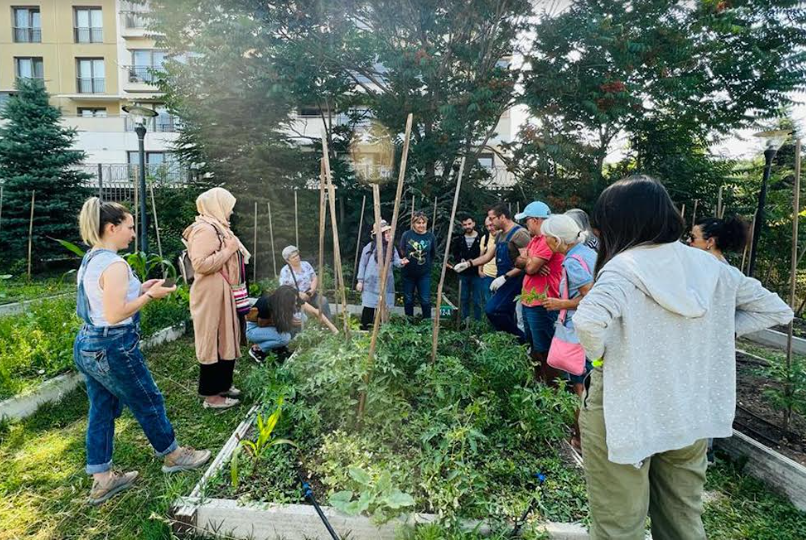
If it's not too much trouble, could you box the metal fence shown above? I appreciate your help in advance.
[79,163,196,204]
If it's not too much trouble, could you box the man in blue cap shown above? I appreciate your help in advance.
[514,200,565,385]
[453,203,531,341]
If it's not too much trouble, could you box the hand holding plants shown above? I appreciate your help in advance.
[542,297,566,311]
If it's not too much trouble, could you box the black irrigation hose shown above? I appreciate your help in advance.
[298,472,341,540]
[509,472,546,537]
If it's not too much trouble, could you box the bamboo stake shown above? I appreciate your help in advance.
[360,113,414,418]
[717,186,724,219]
[294,190,299,248]
[0,185,4,234]
[27,191,35,279]
[149,184,165,277]
[432,195,437,228]
[432,157,467,363]
[785,139,802,434]
[253,202,258,282]
[680,203,686,220]
[353,194,367,287]
[516,201,520,217]
[692,199,699,228]
[267,201,278,278]
[410,193,416,226]
[321,135,349,336]
[741,211,757,275]
[318,161,326,318]
[370,184,385,322]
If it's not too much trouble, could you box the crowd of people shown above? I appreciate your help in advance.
[71,177,794,539]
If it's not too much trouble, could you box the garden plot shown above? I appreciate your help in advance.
[173,322,590,539]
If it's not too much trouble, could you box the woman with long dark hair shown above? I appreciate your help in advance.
[573,175,792,539]
[246,285,338,362]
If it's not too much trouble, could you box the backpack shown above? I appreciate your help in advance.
[178,223,223,285]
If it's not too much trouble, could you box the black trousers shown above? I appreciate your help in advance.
[360,307,376,330]
[198,358,235,397]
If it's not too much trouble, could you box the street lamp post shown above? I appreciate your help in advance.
[748,129,792,277]
[122,104,159,254]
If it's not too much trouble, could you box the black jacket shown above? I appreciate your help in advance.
[451,232,481,275]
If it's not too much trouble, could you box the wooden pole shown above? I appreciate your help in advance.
[370,184,385,322]
[321,135,349,336]
[253,202,258,282]
[294,190,300,249]
[267,200,278,279]
[680,203,686,220]
[432,195,437,228]
[516,201,520,217]
[27,191,35,279]
[742,211,757,275]
[353,194,367,287]
[0,184,4,234]
[717,186,724,219]
[149,184,165,277]
[360,113,414,418]
[432,157,467,363]
[410,193,416,226]
[785,139,802,434]
[692,199,699,228]
[318,161,326,318]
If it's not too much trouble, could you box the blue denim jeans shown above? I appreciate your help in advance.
[485,275,525,343]
[246,322,292,352]
[522,304,558,353]
[73,323,177,474]
[479,275,494,309]
[402,272,432,319]
[458,272,484,321]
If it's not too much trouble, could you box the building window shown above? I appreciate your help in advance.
[477,152,495,170]
[13,7,41,43]
[74,7,103,43]
[128,50,167,84]
[124,105,179,132]
[76,58,105,93]
[15,57,44,81]
[78,107,107,117]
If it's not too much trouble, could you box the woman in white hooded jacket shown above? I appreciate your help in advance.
[573,175,792,540]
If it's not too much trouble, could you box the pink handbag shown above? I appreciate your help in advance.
[547,254,590,376]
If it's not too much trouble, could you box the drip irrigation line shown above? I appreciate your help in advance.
[297,471,341,540]
[509,471,546,537]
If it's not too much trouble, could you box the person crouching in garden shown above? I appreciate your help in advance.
[279,245,332,321]
[539,213,597,450]
[357,220,408,330]
[74,198,211,505]
[183,187,249,410]
[399,211,437,320]
[246,285,338,363]
[573,175,792,540]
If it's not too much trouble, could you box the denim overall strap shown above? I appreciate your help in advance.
[495,224,522,277]
[76,249,116,325]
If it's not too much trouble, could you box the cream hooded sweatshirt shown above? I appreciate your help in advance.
[574,241,793,465]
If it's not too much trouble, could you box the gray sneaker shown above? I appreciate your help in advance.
[162,446,212,473]
[88,470,139,505]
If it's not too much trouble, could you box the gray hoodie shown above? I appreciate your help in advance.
[574,241,793,465]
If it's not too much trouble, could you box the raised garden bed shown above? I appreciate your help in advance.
[173,323,590,538]
[0,288,190,400]
[735,347,806,465]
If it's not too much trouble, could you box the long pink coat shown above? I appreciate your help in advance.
[183,221,242,364]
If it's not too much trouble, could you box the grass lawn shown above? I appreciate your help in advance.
[0,277,75,306]
[0,335,804,539]
[0,337,256,540]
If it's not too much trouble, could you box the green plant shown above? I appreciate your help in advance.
[329,467,415,523]
[756,359,806,435]
[241,397,296,460]
[124,251,177,281]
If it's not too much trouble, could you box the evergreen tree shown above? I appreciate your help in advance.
[0,79,91,267]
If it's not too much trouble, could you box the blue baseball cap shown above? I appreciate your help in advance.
[515,201,551,221]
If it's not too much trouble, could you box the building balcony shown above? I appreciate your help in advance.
[124,115,180,133]
[120,11,149,37]
[13,27,41,43]
[125,65,161,85]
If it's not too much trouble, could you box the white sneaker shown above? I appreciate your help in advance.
[202,397,240,410]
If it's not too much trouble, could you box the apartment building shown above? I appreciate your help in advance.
[0,0,183,182]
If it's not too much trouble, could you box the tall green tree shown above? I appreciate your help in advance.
[0,79,91,268]
[516,0,806,195]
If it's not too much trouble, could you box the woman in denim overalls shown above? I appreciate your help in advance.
[73,198,211,505]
